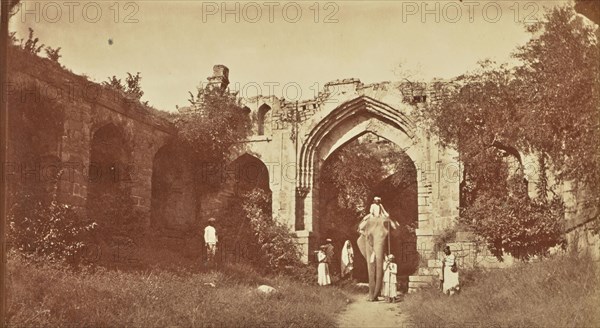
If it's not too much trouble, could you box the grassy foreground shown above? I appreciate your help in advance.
[404,254,600,328]
[6,252,349,327]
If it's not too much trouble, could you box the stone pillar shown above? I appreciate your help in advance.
[295,230,314,263]
[409,173,438,292]
[131,135,156,226]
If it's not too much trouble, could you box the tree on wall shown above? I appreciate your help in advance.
[414,5,599,259]
[514,5,599,191]
[173,85,251,217]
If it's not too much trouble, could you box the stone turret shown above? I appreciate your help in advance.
[207,65,230,90]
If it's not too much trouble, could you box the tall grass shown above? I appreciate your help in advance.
[404,255,600,328]
[6,252,349,327]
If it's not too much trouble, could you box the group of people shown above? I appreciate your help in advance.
[316,237,399,302]
[202,196,459,297]
[316,238,356,286]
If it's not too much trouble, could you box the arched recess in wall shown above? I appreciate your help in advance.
[229,153,271,194]
[201,153,272,221]
[459,140,530,210]
[296,96,418,233]
[257,104,271,136]
[205,153,272,251]
[86,123,134,225]
[8,92,64,204]
[150,142,197,229]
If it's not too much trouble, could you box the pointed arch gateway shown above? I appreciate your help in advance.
[295,96,425,234]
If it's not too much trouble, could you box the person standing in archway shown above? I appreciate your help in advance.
[204,218,218,267]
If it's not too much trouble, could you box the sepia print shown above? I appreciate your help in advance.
[0,0,599,327]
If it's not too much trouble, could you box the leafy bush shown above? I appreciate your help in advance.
[461,193,565,260]
[8,191,97,264]
[44,46,61,62]
[87,184,146,251]
[433,226,457,252]
[241,188,303,273]
[103,72,147,104]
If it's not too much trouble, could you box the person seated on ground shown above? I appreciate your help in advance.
[382,254,398,302]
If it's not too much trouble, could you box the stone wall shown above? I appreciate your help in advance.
[7,47,176,227]
[8,54,597,285]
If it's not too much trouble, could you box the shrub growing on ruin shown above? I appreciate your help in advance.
[174,86,251,192]
[241,188,303,274]
[412,5,597,259]
[8,190,97,264]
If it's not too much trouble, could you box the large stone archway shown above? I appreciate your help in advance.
[241,78,461,290]
[296,96,420,233]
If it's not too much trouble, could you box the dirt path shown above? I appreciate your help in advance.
[336,294,411,328]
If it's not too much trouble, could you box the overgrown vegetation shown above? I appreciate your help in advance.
[404,254,600,327]
[103,72,147,105]
[241,188,303,274]
[8,190,96,265]
[414,5,598,260]
[6,251,349,327]
[174,86,251,193]
[11,27,62,63]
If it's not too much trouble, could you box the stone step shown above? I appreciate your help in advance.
[408,275,436,282]
[418,267,441,276]
[427,259,442,268]
[408,280,434,292]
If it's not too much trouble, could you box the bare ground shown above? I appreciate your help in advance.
[337,294,411,328]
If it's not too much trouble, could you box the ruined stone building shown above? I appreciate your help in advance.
[7,47,598,291]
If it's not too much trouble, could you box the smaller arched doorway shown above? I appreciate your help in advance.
[150,143,197,229]
[86,123,134,221]
[203,153,272,262]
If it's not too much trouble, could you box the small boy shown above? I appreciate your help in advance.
[382,254,398,302]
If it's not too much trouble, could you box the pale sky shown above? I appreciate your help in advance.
[12,1,568,111]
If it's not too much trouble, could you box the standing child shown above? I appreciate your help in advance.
[382,254,398,302]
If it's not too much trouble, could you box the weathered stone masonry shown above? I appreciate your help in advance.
[9,54,597,291]
[237,75,461,290]
[8,50,176,223]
